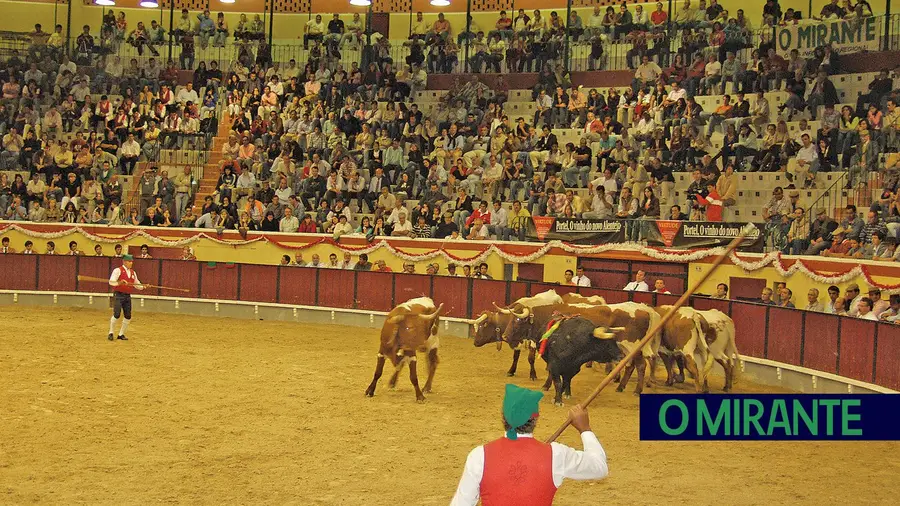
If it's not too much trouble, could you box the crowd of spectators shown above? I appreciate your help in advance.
[746,279,900,322]
[1,1,899,256]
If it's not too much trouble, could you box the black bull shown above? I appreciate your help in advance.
[540,317,622,406]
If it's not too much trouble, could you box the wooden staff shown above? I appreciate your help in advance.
[76,275,191,293]
[545,225,756,443]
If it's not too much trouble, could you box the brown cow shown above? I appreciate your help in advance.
[470,290,563,380]
[365,297,444,402]
[503,302,660,395]
[654,306,710,392]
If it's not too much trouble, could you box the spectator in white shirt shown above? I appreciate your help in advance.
[792,133,819,188]
[176,82,200,105]
[571,266,591,287]
[653,279,671,294]
[857,297,879,321]
[279,206,299,233]
[119,133,141,175]
[487,201,508,239]
[623,270,650,291]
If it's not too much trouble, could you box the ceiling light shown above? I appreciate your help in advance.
[94,0,116,6]
[220,0,236,4]
[430,0,450,6]
[350,0,372,6]
[139,0,159,7]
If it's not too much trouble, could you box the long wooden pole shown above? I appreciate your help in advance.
[545,225,756,443]
[76,275,191,293]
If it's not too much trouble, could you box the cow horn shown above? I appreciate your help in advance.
[472,313,488,326]
[493,302,512,314]
[420,303,444,321]
[496,340,503,351]
[513,306,530,319]
[592,327,616,339]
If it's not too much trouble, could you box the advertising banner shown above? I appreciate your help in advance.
[647,221,765,252]
[775,17,879,58]
[528,217,626,244]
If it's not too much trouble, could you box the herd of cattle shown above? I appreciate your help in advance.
[364,291,740,404]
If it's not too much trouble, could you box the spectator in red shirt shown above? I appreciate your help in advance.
[650,2,668,26]
[696,182,723,221]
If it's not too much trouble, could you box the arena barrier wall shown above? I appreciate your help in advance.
[0,254,898,393]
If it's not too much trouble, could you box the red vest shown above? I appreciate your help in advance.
[113,266,136,294]
[480,437,557,506]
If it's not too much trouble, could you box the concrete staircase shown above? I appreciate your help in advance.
[195,119,233,201]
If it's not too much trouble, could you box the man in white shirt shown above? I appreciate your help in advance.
[175,82,199,105]
[823,285,841,314]
[119,133,141,175]
[857,297,879,321]
[632,55,662,93]
[793,133,819,188]
[450,384,608,506]
[279,206,299,233]
[845,283,863,316]
[571,265,591,287]
[653,279,671,294]
[487,201,508,239]
[623,270,650,291]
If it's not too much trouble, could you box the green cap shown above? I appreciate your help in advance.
[503,384,543,440]
[122,254,134,261]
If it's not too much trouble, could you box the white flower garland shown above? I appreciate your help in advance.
[4,223,900,290]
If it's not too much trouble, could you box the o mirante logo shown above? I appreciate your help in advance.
[640,394,900,441]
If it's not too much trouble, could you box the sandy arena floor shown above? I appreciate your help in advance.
[1,306,897,505]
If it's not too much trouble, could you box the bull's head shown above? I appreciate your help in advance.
[472,308,513,349]
[501,305,535,349]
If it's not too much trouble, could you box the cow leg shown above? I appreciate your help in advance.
[388,355,406,389]
[683,356,706,393]
[549,364,564,406]
[561,373,573,401]
[507,349,521,377]
[660,354,676,386]
[717,358,734,392]
[541,374,553,391]
[633,356,648,395]
[423,348,439,394]
[407,352,426,402]
[675,355,686,383]
[527,348,538,381]
[615,360,636,392]
[365,354,387,397]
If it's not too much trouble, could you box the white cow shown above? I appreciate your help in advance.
[696,309,740,392]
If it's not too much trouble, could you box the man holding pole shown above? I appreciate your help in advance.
[450,384,608,505]
[107,254,145,341]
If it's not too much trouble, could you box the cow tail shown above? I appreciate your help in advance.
[694,314,715,380]
[726,319,741,385]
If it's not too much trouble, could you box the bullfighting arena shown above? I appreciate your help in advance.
[2,305,898,505]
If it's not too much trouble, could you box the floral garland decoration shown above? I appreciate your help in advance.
[4,224,900,290]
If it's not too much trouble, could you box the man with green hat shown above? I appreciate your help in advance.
[450,384,608,505]
[107,253,145,341]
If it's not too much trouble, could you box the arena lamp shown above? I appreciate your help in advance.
[94,0,116,6]
[349,0,372,6]
[220,0,236,4]
[430,0,450,6]
[139,0,159,7]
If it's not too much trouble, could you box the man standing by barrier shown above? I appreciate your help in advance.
[108,254,145,342]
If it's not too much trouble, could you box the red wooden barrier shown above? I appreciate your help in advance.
[507,281,528,304]
[200,263,238,301]
[0,254,37,290]
[692,297,730,312]
[318,268,357,309]
[838,319,876,383]
[766,307,803,366]
[160,260,200,298]
[631,291,654,305]
[579,287,629,303]
[237,264,277,304]
[802,312,840,374]
[131,259,161,296]
[471,279,509,316]
[431,276,470,318]
[355,270,394,312]
[77,256,113,292]
[37,255,77,292]
[875,324,900,390]
[277,267,317,306]
[730,303,768,359]
[393,273,432,305]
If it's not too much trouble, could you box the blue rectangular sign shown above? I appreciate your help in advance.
[639,394,900,441]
